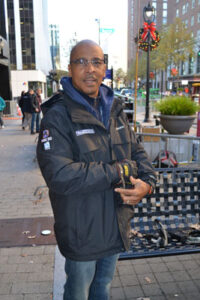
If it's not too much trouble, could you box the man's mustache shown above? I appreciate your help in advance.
[84,76,97,81]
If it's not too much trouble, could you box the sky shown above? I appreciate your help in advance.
[48,0,128,71]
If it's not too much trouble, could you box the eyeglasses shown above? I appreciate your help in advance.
[70,58,105,68]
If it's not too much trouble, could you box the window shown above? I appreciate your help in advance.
[181,61,185,75]
[152,1,157,8]
[188,56,194,74]
[163,3,167,9]
[176,9,179,17]
[199,0,200,5]
[8,2,13,9]
[163,10,167,17]
[162,17,167,25]
[19,0,35,70]
[198,13,200,23]
[191,16,194,26]
[197,53,200,73]
[185,19,188,28]
[176,0,179,2]
[182,5,186,15]
[192,0,195,9]
[197,30,200,42]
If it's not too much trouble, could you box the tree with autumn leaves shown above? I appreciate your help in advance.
[113,68,128,88]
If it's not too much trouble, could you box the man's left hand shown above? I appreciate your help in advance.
[114,176,150,205]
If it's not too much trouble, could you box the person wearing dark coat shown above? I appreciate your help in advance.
[37,40,156,300]
[0,95,6,128]
[30,88,42,134]
[18,91,26,128]
[22,89,34,130]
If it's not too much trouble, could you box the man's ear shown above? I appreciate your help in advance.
[68,64,72,76]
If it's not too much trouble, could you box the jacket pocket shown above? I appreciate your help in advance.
[111,127,131,145]
[77,135,100,153]
[75,133,102,162]
[111,127,131,160]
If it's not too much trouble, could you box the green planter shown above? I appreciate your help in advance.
[154,96,200,134]
[158,114,196,134]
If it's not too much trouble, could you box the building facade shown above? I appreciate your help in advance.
[0,0,12,100]
[6,0,52,99]
[128,0,200,92]
[172,0,200,91]
[127,0,174,70]
[49,24,61,70]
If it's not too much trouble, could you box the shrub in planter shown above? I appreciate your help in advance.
[154,96,200,116]
[154,96,200,134]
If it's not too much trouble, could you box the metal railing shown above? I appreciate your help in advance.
[136,132,200,165]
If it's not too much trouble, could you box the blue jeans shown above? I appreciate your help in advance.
[31,112,40,133]
[63,253,119,300]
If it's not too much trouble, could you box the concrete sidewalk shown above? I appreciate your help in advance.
[0,118,200,300]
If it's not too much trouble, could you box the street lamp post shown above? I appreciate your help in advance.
[143,2,155,122]
[95,19,101,45]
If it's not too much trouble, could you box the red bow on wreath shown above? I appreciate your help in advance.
[141,22,156,41]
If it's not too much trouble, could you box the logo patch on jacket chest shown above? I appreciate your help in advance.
[41,129,52,150]
[76,129,95,136]
[43,141,51,150]
[43,129,49,138]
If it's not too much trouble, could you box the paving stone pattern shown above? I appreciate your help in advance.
[0,119,200,300]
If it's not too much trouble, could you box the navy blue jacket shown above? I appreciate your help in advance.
[37,81,156,261]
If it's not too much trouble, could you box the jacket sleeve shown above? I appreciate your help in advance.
[0,97,5,110]
[37,109,118,196]
[31,95,37,110]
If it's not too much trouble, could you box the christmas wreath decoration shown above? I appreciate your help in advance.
[138,22,160,52]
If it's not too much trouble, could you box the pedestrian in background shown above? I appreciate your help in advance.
[18,90,26,128]
[23,89,34,131]
[37,40,156,300]
[30,88,42,134]
[0,95,6,129]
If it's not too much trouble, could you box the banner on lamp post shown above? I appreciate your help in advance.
[197,111,200,137]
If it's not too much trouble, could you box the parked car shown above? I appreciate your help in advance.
[120,88,134,97]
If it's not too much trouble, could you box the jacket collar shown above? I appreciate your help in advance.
[63,93,123,129]
[60,77,115,128]
[63,93,106,128]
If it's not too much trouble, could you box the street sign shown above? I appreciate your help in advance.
[181,80,188,85]
[100,28,115,34]
[104,69,113,80]
[105,69,112,79]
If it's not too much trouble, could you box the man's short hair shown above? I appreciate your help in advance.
[69,40,102,63]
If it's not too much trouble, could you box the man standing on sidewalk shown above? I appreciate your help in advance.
[30,88,42,134]
[37,40,156,300]
[22,89,34,131]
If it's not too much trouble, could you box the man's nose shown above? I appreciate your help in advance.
[85,61,95,72]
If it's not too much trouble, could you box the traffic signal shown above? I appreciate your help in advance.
[198,49,200,56]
